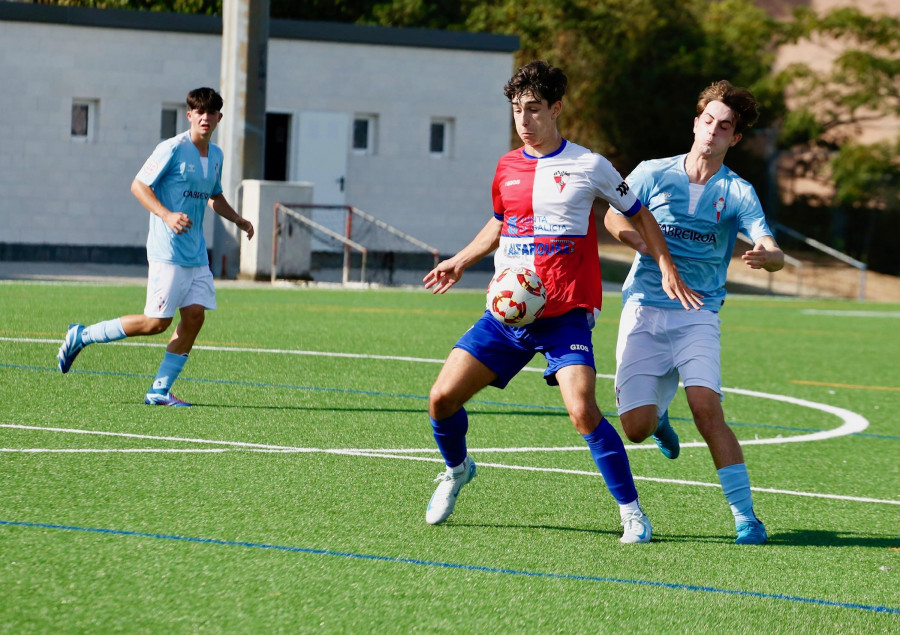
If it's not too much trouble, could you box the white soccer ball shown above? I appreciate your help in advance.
[486,266,547,326]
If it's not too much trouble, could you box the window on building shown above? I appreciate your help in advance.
[71,99,98,141]
[430,118,453,157]
[352,114,377,155]
[161,104,187,139]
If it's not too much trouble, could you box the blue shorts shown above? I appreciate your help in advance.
[455,309,596,388]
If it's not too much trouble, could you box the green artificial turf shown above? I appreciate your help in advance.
[0,281,897,632]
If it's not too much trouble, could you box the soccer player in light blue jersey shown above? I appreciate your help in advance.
[57,87,254,406]
[604,80,784,544]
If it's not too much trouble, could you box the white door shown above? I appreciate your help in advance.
[294,111,349,206]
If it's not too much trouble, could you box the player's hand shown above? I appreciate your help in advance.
[239,218,255,240]
[165,211,192,234]
[423,262,462,294]
[742,243,784,272]
[660,262,704,310]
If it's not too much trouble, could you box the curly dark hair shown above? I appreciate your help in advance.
[696,80,759,134]
[503,61,568,105]
[186,87,224,113]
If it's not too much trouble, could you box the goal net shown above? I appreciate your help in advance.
[271,203,440,286]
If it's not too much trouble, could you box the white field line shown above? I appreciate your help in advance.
[1,339,881,502]
[0,337,871,442]
[3,448,229,453]
[800,309,900,318]
[1,337,449,366]
[2,424,896,506]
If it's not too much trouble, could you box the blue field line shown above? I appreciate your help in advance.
[2,519,897,615]
[5,363,900,440]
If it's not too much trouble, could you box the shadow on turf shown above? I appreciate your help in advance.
[449,522,726,543]
[448,524,899,548]
[768,529,900,549]
[451,522,621,539]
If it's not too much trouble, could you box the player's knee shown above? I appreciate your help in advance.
[144,317,172,335]
[180,305,205,328]
[428,384,462,420]
[620,411,654,443]
[689,404,722,437]
[567,401,601,434]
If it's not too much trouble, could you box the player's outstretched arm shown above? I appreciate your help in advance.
[627,206,704,310]
[209,194,254,240]
[424,217,502,294]
[742,235,784,272]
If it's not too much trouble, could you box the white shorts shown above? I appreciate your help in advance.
[614,304,722,416]
[144,261,217,319]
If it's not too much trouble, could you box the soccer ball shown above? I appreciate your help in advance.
[486,266,547,326]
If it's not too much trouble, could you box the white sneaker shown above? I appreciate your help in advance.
[620,508,652,544]
[426,456,476,525]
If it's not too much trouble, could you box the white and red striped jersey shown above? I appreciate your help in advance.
[491,140,640,318]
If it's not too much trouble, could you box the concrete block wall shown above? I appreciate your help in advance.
[0,5,518,265]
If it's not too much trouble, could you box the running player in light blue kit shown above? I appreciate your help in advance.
[57,87,254,406]
[604,80,784,544]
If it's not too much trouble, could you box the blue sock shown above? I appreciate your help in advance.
[717,463,757,524]
[431,409,468,469]
[583,417,638,505]
[82,318,126,345]
[149,351,188,395]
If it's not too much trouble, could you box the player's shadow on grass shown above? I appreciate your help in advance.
[453,524,743,543]
[452,522,622,539]
[449,524,900,548]
[768,529,900,549]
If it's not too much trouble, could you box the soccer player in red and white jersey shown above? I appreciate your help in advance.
[422,61,701,542]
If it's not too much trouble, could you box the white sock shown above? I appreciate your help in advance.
[450,457,469,474]
[619,499,641,520]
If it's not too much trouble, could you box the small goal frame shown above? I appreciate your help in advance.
[271,203,441,285]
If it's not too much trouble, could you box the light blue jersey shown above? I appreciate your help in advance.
[617,154,772,312]
[135,131,224,267]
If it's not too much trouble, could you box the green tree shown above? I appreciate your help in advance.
[465,0,779,179]
[36,0,222,14]
[775,7,900,273]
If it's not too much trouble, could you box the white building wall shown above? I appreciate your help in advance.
[0,20,220,249]
[0,10,516,261]
[267,38,511,251]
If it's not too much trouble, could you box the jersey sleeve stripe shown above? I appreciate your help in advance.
[622,198,642,217]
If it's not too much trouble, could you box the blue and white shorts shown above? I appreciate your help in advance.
[455,309,596,388]
[144,261,217,318]
[614,303,722,416]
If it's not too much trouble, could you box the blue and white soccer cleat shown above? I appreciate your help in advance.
[144,392,192,407]
[652,410,680,459]
[620,508,652,544]
[57,323,86,374]
[735,518,768,545]
[426,456,476,525]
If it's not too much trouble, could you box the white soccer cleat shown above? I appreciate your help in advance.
[426,456,476,525]
[620,508,652,544]
[144,392,191,407]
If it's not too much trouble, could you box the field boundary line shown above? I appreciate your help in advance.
[0,519,897,615]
